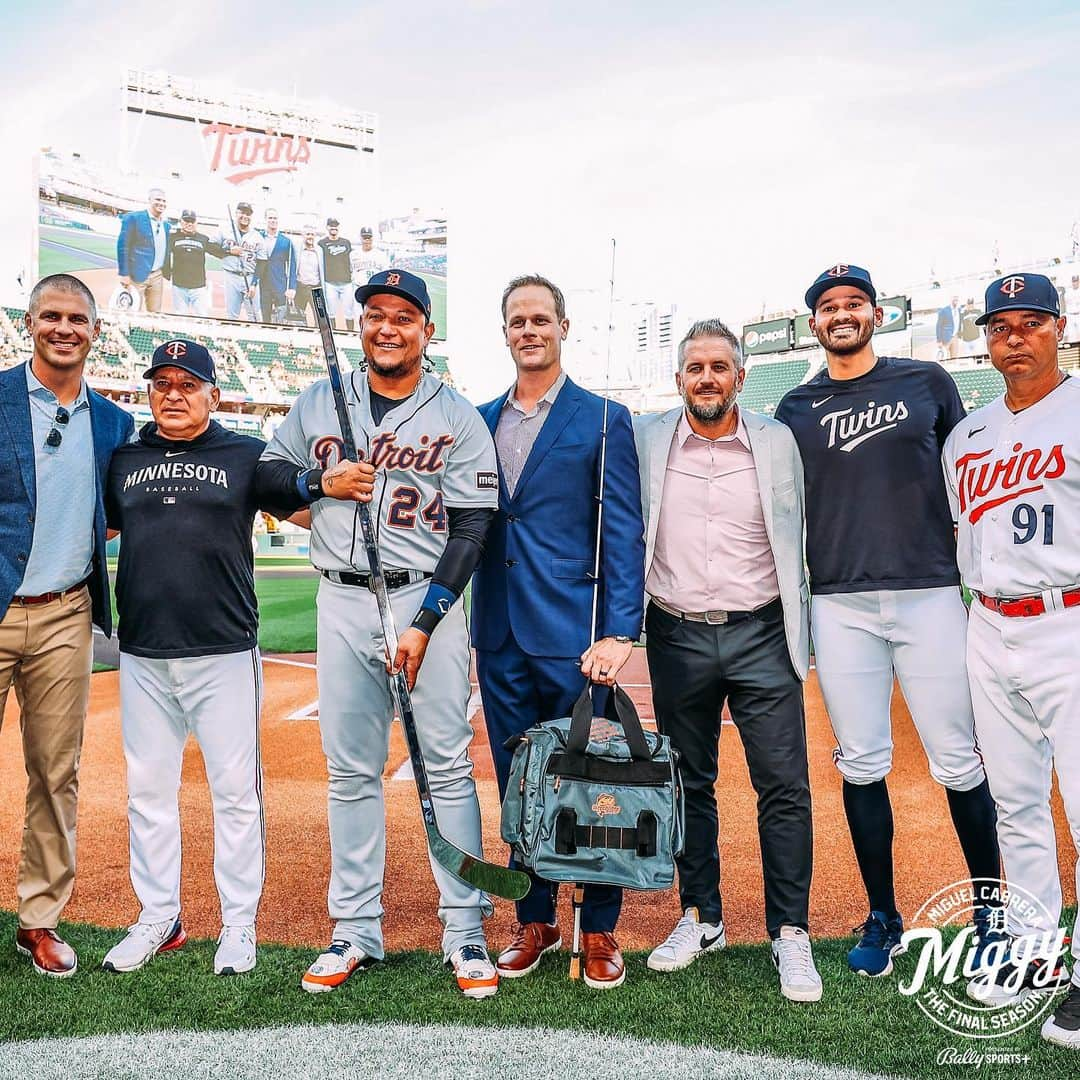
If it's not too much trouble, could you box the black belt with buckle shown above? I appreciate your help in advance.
[321,569,432,591]
[651,595,782,625]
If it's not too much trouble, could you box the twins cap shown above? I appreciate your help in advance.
[180,209,197,222]
[976,273,1061,325]
[143,338,217,384]
[355,268,431,319]
[236,201,254,214]
[805,263,877,311]
[360,226,373,238]
[326,217,340,227]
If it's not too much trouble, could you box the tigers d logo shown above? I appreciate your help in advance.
[592,793,621,817]
[164,340,188,359]
[1000,276,1026,298]
[386,272,401,285]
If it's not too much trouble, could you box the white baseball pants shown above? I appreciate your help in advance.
[323,281,354,322]
[118,649,265,926]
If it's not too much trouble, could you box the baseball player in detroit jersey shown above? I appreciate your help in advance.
[775,264,1002,978]
[944,274,1080,1048]
[259,269,502,998]
[102,339,370,978]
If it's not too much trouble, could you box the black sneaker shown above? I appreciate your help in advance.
[1041,983,1080,1049]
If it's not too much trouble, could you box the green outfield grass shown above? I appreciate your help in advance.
[38,224,227,278]
[418,272,448,341]
[0,911,1071,1077]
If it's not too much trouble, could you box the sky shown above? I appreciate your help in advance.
[1,1,1079,399]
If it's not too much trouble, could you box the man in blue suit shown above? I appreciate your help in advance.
[116,189,170,312]
[257,208,298,323]
[0,274,134,977]
[472,274,645,989]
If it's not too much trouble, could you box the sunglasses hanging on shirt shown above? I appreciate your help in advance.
[45,405,70,448]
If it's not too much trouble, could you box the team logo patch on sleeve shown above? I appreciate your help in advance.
[476,471,498,490]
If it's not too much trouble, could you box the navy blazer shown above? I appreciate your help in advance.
[0,363,134,634]
[117,210,170,284]
[471,376,645,657]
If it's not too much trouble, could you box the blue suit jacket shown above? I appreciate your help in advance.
[116,210,170,284]
[0,363,134,634]
[471,376,645,657]
[259,233,298,295]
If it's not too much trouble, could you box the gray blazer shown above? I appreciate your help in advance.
[633,406,811,680]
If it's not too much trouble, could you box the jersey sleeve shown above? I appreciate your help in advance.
[260,388,314,468]
[931,363,967,446]
[440,399,499,509]
[941,433,960,524]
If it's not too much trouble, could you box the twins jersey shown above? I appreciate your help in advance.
[351,245,390,286]
[943,375,1079,597]
[774,357,965,594]
[261,369,499,573]
[318,237,353,284]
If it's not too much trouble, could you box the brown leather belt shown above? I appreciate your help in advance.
[974,587,1080,618]
[13,582,87,606]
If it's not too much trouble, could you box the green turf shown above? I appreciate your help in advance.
[254,556,317,567]
[418,273,448,341]
[255,575,318,653]
[0,911,1068,1077]
[38,225,227,278]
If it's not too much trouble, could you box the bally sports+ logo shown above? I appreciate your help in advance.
[954,443,1065,524]
[818,399,909,452]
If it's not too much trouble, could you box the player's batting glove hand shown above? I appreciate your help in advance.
[389,627,430,691]
[580,637,634,687]
[321,461,375,503]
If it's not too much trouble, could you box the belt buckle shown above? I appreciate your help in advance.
[705,609,728,625]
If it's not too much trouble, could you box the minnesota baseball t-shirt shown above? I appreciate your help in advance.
[318,237,353,284]
[775,356,965,594]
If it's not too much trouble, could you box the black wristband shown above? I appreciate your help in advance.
[410,607,440,636]
[300,469,325,502]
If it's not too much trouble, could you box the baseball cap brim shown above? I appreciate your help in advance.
[143,361,216,384]
[805,276,877,311]
[354,283,430,319]
[974,301,1060,325]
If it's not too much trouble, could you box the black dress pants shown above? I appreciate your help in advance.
[645,598,812,938]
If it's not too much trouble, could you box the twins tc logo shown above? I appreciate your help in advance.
[1000,276,1026,297]
[826,263,850,277]
[164,340,188,359]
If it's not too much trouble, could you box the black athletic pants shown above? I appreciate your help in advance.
[645,598,812,939]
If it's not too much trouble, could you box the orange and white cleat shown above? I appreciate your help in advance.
[301,939,376,993]
[448,943,499,999]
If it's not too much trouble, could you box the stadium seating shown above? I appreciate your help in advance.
[950,367,1006,409]
[739,358,812,413]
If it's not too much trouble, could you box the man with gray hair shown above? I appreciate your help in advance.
[633,318,820,1002]
[117,189,170,312]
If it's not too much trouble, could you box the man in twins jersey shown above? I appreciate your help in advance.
[944,274,1080,1049]
[350,227,390,287]
[775,264,1001,979]
[103,339,370,979]
[259,269,502,999]
[318,218,355,331]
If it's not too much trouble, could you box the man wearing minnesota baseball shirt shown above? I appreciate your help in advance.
[103,339,371,977]
[775,264,1001,979]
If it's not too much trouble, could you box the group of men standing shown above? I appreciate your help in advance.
[116,189,388,326]
[3,258,1080,1050]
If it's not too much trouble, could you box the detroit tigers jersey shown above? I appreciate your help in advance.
[261,369,499,573]
[942,375,1079,597]
[774,356,965,594]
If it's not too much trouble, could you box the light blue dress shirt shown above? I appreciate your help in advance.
[151,216,166,272]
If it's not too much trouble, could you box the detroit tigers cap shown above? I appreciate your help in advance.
[143,338,217,385]
[236,201,254,214]
[326,217,340,227]
[180,209,197,222]
[805,263,877,312]
[360,226,373,238]
[976,273,1061,324]
[355,268,431,319]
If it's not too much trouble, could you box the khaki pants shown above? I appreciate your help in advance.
[133,270,164,313]
[0,587,92,929]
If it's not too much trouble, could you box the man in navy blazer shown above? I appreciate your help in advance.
[0,274,133,977]
[116,189,170,312]
[472,274,645,990]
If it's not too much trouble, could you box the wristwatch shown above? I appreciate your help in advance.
[613,635,633,643]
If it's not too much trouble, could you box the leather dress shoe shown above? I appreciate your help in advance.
[16,928,77,978]
[496,921,561,978]
[581,931,625,989]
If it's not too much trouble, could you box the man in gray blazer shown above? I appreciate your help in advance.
[634,318,819,1002]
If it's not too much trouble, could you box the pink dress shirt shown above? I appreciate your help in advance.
[645,408,780,613]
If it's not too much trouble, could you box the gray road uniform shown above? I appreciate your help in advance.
[260,368,499,960]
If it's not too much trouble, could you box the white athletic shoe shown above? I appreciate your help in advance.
[301,939,376,993]
[1041,983,1080,1048]
[214,925,257,976]
[771,926,823,1003]
[102,918,187,973]
[448,943,499,999]
[647,908,726,973]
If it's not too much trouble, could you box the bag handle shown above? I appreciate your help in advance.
[566,681,652,761]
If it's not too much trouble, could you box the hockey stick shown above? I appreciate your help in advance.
[311,286,530,902]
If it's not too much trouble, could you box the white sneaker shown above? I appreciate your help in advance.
[102,918,186,973]
[448,943,499,999]
[301,939,376,993]
[215,925,257,976]
[647,908,726,972]
[1041,983,1080,1048]
[771,926,823,1002]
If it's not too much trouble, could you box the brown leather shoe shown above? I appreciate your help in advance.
[496,921,561,978]
[582,931,625,989]
[16,928,77,978]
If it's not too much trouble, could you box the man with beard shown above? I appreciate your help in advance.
[775,264,1002,980]
[633,319,819,1002]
